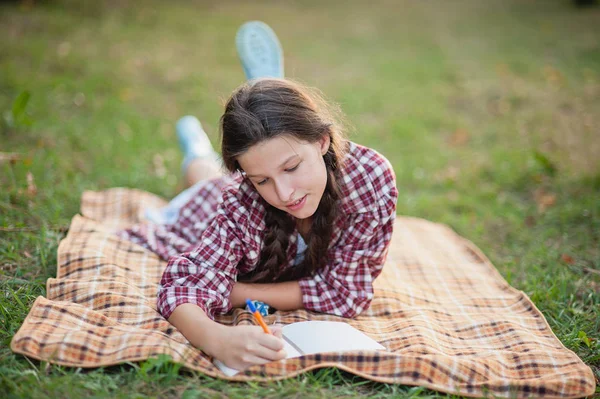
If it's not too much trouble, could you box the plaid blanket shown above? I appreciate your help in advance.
[11,188,595,398]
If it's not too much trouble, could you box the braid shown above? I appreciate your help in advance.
[297,167,341,279]
[239,206,294,282]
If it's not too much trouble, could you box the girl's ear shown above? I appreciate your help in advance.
[319,134,331,156]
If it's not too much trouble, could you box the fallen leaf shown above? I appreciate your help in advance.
[582,267,600,276]
[23,251,32,258]
[534,188,556,213]
[560,254,575,265]
[448,128,470,147]
[0,263,17,273]
[26,172,37,197]
[73,92,85,107]
[0,152,22,163]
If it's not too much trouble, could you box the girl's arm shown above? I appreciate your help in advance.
[230,281,303,310]
[158,184,263,321]
[168,303,286,369]
[168,303,226,356]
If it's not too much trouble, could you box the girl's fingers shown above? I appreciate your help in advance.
[249,334,286,360]
[240,353,280,367]
[270,325,283,339]
[250,345,287,362]
[237,355,271,369]
[256,332,284,352]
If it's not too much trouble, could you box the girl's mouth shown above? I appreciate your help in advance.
[286,195,307,211]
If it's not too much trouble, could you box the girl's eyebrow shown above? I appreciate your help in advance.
[246,155,299,178]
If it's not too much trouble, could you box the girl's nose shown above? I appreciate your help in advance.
[275,180,294,203]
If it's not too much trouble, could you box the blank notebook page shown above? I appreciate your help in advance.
[282,321,385,355]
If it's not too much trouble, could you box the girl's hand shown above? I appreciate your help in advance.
[213,324,286,370]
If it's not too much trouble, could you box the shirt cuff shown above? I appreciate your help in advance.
[156,287,231,320]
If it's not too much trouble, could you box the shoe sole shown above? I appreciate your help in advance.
[236,21,284,80]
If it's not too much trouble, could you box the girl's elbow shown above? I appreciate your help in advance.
[339,294,373,318]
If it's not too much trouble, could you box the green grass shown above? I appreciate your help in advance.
[1,0,599,397]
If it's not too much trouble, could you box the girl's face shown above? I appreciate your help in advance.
[237,134,330,220]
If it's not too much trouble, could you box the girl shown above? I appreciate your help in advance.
[118,22,398,370]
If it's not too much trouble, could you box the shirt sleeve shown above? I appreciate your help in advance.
[156,190,256,320]
[298,166,398,318]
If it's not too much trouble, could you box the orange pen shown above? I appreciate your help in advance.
[245,299,272,334]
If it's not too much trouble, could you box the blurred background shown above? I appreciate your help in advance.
[3,0,598,261]
[2,1,599,192]
[0,0,599,396]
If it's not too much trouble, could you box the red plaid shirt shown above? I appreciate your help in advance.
[119,142,398,319]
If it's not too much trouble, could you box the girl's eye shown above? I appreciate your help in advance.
[285,163,300,172]
[255,163,300,186]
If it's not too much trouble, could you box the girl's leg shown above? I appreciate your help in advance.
[176,115,223,187]
[144,156,222,225]
[176,21,285,187]
[143,116,221,224]
[184,157,223,187]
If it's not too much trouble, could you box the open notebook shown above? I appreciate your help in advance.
[215,321,386,376]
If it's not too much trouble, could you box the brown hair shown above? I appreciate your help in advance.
[219,78,348,282]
